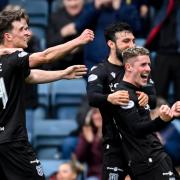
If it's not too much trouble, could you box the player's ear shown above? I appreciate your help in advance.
[107,40,115,49]
[4,32,13,42]
[125,63,132,72]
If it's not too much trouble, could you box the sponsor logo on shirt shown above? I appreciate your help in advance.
[109,83,119,92]
[121,100,135,109]
[88,74,98,82]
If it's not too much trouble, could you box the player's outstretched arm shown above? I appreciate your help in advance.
[29,29,94,68]
[25,65,87,84]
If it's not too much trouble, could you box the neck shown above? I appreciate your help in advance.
[108,54,122,66]
[123,73,139,88]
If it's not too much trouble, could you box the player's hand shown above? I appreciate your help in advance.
[159,105,173,122]
[0,48,23,55]
[63,65,87,79]
[171,101,180,118]
[78,29,94,45]
[107,90,129,105]
[136,91,149,107]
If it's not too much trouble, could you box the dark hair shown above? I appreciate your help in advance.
[0,8,29,44]
[122,47,150,63]
[104,22,133,43]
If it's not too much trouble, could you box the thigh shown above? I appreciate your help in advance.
[0,141,45,180]
[135,156,177,180]
[102,144,127,180]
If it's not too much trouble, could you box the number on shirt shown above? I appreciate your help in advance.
[0,77,8,109]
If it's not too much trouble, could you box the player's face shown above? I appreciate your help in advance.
[63,0,84,16]
[131,55,151,87]
[10,18,31,48]
[115,31,135,52]
[114,31,135,60]
[92,108,102,129]
[56,164,76,180]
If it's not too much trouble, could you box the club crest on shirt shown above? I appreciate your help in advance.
[88,74,98,82]
[109,173,119,180]
[121,100,134,109]
[36,165,44,176]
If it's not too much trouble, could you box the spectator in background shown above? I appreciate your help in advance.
[61,0,141,68]
[145,0,180,105]
[75,107,103,180]
[50,160,84,180]
[124,0,150,38]
[61,96,90,160]
[45,0,85,70]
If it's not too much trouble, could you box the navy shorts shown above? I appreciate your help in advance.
[102,143,127,180]
[0,140,45,180]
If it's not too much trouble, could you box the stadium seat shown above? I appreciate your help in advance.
[31,26,46,50]
[51,79,86,118]
[37,83,52,118]
[33,119,78,156]
[9,0,48,28]
[135,38,145,47]
[51,0,62,13]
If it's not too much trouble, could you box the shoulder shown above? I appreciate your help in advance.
[88,62,108,81]
[115,82,128,91]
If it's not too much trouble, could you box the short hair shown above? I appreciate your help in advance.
[122,47,150,63]
[0,8,29,44]
[104,22,133,42]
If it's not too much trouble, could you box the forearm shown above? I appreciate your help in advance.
[29,37,82,68]
[87,91,109,107]
[26,69,66,84]
[116,108,169,136]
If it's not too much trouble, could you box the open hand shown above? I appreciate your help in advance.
[64,65,87,79]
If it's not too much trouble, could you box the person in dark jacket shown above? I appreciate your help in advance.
[146,0,180,104]
[60,0,141,68]
[45,0,85,70]
[75,107,103,180]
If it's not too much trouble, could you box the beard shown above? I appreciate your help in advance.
[115,46,123,62]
